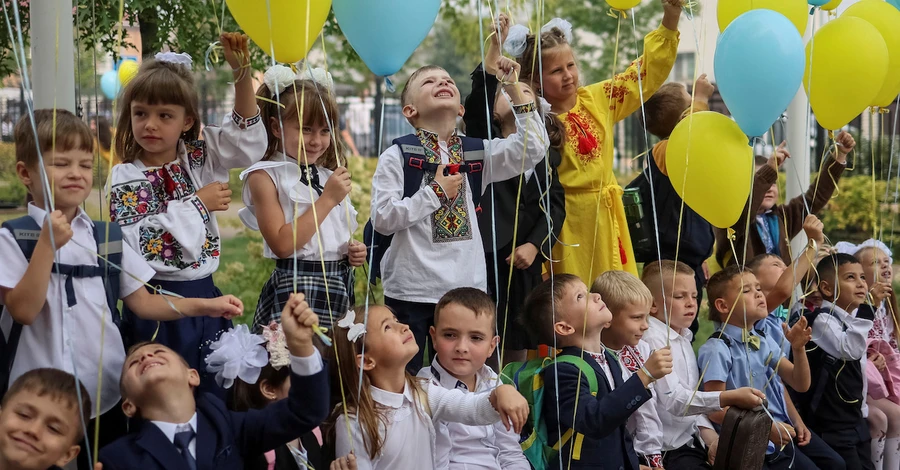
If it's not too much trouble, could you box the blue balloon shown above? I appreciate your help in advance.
[100,70,121,100]
[889,0,900,11]
[333,0,441,77]
[715,10,806,137]
[809,0,829,6]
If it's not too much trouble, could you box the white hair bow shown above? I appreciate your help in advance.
[264,64,334,96]
[338,310,366,343]
[503,18,572,58]
[541,18,573,44]
[205,324,269,389]
[155,52,193,70]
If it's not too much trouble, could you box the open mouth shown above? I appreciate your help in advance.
[140,361,163,375]
[435,89,453,98]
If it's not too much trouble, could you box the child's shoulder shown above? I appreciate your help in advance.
[182,139,208,170]
[697,333,734,355]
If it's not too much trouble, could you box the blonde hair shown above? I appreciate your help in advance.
[15,109,93,168]
[114,59,200,163]
[517,27,572,90]
[591,271,652,315]
[256,79,346,170]
[641,260,696,295]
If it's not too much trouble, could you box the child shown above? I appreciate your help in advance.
[0,109,242,461]
[416,287,530,469]
[329,305,529,469]
[513,1,682,282]
[0,368,90,470]
[107,33,266,387]
[520,274,673,470]
[99,293,329,469]
[641,260,766,469]
[463,15,567,364]
[698,265,825,470]
[240,66,366,332]
[370,61,549,370]
[797,254,890,469]
[716,131,855,267]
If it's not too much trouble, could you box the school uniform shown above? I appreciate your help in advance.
[697,323,845,470]
[463,64,566,351]
[612,342,665,468]
[98,350,329,470]
[243,433,324,470]
[238,154,359,331]
[334,377,504,470]
[799,301,877,470]
[108,110,266,395]
[371,106,548,371]
[542,346,652,470]
[417,357,531,470]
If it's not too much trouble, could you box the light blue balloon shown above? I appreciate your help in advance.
[100,70,120,100]
[333,0,441,77]
[715,10,805,137]
[889,0,900,11]
[809,0,829,6]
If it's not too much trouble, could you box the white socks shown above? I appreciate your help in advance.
[885,436,900,470]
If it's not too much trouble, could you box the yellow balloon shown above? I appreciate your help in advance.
[667,112,753,229]
[843,0,900,108]
[606,0,641,10]
[225,0,331,64]
[803,17,889,130]
[718,0,809,35]
[118,60,139,88]
[821,0,842,10]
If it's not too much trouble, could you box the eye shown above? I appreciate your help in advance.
[15,410,30,419]
[48,425,64,435]
[133,111,145,117]
[471,336,484,342]
[302,127,312,133]
[443,333,456,339]
[160,113,171,119]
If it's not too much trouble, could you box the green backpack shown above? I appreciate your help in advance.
[500,355,599,470]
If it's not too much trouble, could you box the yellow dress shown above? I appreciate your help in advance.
[550,25,679,283]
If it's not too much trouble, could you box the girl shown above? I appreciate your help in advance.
[107,33,266,395]
[463,14,566,364]
[239,65,366,333]
[328,305,529,469]
[512,2,681,281]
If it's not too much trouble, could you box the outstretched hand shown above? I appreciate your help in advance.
[783,316,812,350]
[221,32,251,71]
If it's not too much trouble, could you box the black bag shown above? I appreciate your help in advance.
[714,402,772,470]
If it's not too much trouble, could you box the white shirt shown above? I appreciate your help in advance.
[0,204,155,416]
[238,156,358,261]
[815,301,874,361]
[107,111,267,281]
[334,377,501,470]
[644,316,720,450]
[611,342,664,460]
[151,351,324,458]
[417,358,530,470]
[370,108,549,303]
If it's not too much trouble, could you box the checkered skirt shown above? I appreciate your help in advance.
[252,259,354,332]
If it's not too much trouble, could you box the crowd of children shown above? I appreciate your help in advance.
[2,2,898,469]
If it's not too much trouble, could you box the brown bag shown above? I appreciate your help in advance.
[714,403,772,470]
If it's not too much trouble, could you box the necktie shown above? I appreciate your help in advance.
[264,449,276,470]
[742,330,761,350]
[299,165,324,196]
[173,428,197,470]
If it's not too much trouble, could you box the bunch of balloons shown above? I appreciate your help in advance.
[99,59,139,100]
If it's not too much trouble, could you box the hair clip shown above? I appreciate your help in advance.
[541,18,573,44]
[338,309,366,343]
[205,324,268,389]
[261,321,291,370]
[504,24,530,57]
[155,52,193,70]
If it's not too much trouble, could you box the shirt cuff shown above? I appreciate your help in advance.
[644,454,663,468]
[290,349,324,376]
[512,101,536,115]
[656,23,681,39]
[231,108,262,130]
[188,196,210,224]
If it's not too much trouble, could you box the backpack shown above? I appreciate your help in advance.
[364,134,485,282]
[0,216,123,397]
[500,355,598,470]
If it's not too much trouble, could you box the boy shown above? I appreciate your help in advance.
[698,266,842,470]
[370,62,549,370]
[521,274,673,470]
[641,260,773,469]
[99,293,329,469]
[715,132,855,267]
[0,110,242,460]
[0,368,90,470]
[797,254,891,469]
[417,287,530,470]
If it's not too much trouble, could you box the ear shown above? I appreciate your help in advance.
[121,398,138,418]
[819,280,834,300]
[554,320,575,338]
[713,298,729,317]
[54,444,80,468]
[402,104,418,121]
[182,115,195,133]
[429,325,437,344]
[187,368,201,388]
[259,379,278,402]
[357,353,376,372]
[649,300,659,315]
[16,161,33,188]
[488,335,500,357]
[269,117,282,139]
[458,104,465,118]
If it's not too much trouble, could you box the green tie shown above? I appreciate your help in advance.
[742,330,761,350]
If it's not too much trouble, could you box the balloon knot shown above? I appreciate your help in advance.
[204,41,223,72]
[607,8,627,19]
[727,228,736,241]
[384,77,396,93]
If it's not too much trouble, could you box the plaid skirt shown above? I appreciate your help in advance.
[252,258,354,332]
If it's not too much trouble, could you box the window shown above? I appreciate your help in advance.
[669,52,695,84]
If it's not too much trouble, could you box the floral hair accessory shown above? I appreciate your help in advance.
[264,64,298,96]
[261,321,291,370]
[504,24,530,57]
[338,309,366,343]
[155,52,193,70]
[541,18,573,44]
[298,67,334,92]
[205,324,268,389]
[856,238,894,265]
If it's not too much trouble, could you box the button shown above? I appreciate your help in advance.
[636,396,642,402]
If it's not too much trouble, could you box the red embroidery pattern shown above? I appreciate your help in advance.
[870,307,900,352]
[564,107,603,165]
[602,59,647,109]
[618,345,644,373]
[588,352,607,366]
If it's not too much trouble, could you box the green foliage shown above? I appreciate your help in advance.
[214,231,274,324]
[0,142,25,204]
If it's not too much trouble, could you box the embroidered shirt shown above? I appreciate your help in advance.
[613,342,664,467]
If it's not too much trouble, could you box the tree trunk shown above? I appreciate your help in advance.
[138,9,159,59]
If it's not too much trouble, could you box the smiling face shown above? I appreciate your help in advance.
[830,262,869,312]
[272,116,332,164]
[130,101,194,163]
[606,301,651,349]
[17,148,93,216]
[0,392,81,470]
[401,68,464,126]
[430,303,498,381]
[720,272,768,328]
[539,45,579,107]
[119,343,199,416]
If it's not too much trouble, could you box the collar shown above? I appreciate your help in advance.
[415,127,459,144]
[27,202,93,228]
[430,356,494,392]
[370,382,414,409]
[151,412,198,443]
[721,323,759,344]
[649,315,692,342]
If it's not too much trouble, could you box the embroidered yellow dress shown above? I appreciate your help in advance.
[550,25,679,282]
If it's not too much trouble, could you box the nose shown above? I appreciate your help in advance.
[456,339,469,353]
[641,319,649,331]
[399,322,410,333]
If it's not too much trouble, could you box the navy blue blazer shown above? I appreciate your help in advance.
[543,347,652,470]
[98,367,328,470]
